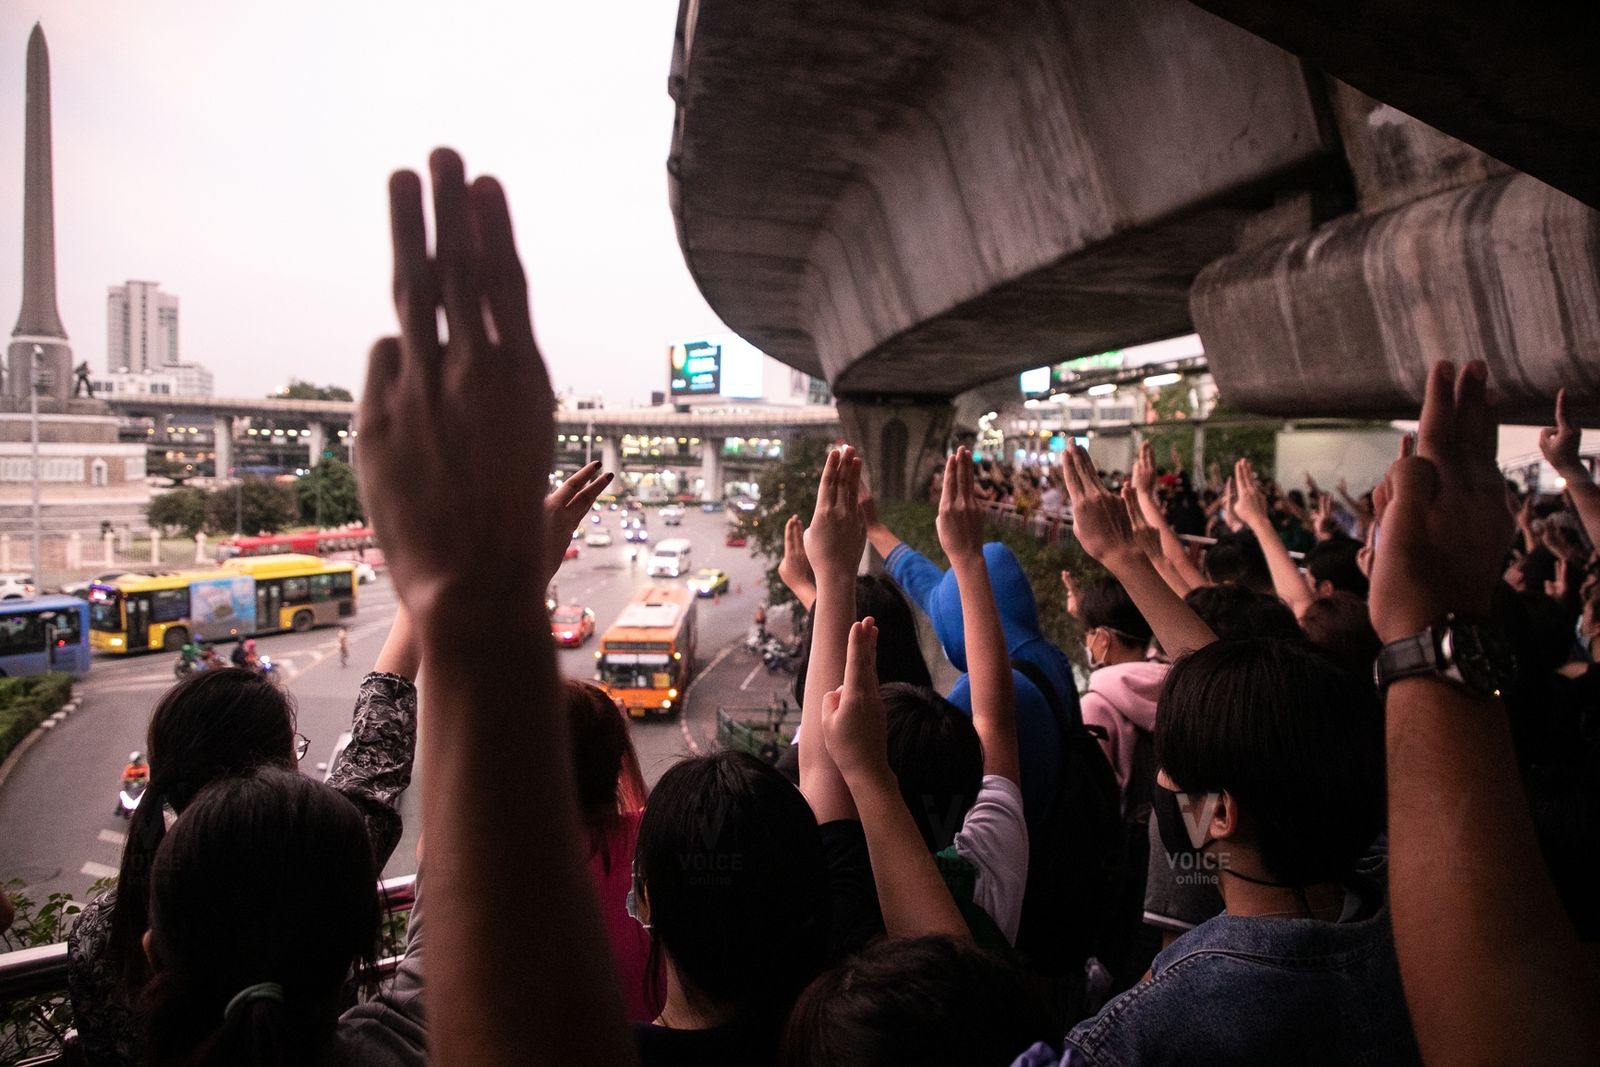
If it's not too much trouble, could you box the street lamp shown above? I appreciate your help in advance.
[29,345,42,585]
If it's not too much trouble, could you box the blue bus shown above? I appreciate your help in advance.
[0,595,91,678]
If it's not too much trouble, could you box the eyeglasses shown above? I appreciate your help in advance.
[294,733,310,761]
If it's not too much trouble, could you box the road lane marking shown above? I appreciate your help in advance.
[678,643,738,756]
[738,663,762,692]
[81,861,118,879]
[97,829,127,846]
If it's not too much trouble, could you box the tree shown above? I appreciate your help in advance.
[294,458,364,528]
[749,436,833,609]
[147,487,209,537]
[205,478,300,535]
[277,379,353,402]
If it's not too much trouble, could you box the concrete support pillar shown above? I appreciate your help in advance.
[194,532,208,564]
[103,531,115,567]
[307,422,326,467]
[836,396,955,503]
[1192,423,1207,485]
[213,415,234,478]
[700,437,725,503]
[150,532,161,566]
[600,436,621,478]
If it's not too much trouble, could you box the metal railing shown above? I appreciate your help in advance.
[978,499,1305,562]
[0,874,417,1065]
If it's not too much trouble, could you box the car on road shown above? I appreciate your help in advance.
[585,528,613,547]
[354,562,379,585]
[724,530,749,548]
[729,497,758,515]
[660,506,685,526]
[687,568,730,598]
[550,604,597,647]
[563,542,580,560]
[0,573,37,600]
[624,527,650,544]
[700,501,721,513]
[61,570,130,597]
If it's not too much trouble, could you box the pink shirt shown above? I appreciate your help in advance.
[589,809,664,1022]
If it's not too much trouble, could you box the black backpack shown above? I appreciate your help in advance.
[1010,658,1137,1017]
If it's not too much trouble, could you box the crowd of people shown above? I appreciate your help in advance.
[40,150,1599,1066]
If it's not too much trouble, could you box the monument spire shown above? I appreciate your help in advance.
[13,24,67,340]
[9,23,75,401]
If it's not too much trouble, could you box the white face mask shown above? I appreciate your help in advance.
[1084,629,1106,671]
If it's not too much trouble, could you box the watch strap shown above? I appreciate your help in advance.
[1375,630,1438,690]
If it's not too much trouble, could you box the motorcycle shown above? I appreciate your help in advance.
[115,778,146,819]
[761,638,801,674]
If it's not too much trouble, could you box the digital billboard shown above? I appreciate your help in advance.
[669,340,722,396]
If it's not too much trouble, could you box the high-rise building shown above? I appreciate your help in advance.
[106,280,179,373]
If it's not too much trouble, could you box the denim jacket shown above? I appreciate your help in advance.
[1060,876,1422,1066]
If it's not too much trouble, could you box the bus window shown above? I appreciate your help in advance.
[0,614,46,657]
[311,573,333,601]
[150,588,189,623]
[283,576,310,602]
[50,608,82,647]
[89,593,121,632]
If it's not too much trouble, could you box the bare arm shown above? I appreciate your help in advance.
[373,602,420,679]
[939,449,1020,785]
[1062,443,1217,659]
[1542,387,1600,549]
[1130,442,1204,593]
[1233,458,1315,618]
[799,447,867,824]
[823,619,969,940]
[359,152,633,1067]
[1373,361,1598,1065]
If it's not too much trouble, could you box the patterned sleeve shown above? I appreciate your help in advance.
[68,890,137,1067]
[326,671,418,871]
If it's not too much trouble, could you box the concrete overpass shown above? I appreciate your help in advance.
[104,394,840,495]
[668,0,1600,498]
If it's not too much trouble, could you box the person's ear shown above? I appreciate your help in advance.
[1210,790,1241,842]
[142,930,156,970]
[1315,578,1335,598]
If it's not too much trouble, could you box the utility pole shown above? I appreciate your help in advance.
[29,345,42,583]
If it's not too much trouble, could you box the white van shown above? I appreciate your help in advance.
[647,538,693,578]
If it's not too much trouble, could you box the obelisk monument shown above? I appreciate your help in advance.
[8,23,74,401]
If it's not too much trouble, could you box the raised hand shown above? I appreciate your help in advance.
[1539,388,1583,474]
[803,446,866,581]
[360,150,552,620]
[777,514,816,605]
[1060,568,1082,619]
[820,618,887,780]
[544,461,613,575]
[1061,441,1137,567]
[1132,441,1158,498]
[936,448,985,562]
[1232,457,1271,529]
[1121,484,1163,559]
[1370,361,1514,642]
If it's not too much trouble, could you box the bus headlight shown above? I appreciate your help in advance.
[668,688,679,699]
[110,637,123,647]
[673,651,682,660]
[661,699,672,709]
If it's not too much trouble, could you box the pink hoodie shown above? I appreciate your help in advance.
[1080,659,1168,813]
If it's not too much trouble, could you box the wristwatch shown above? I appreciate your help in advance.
[1373,613,1516,698]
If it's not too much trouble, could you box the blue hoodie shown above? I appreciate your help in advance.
[884,541,1075,829]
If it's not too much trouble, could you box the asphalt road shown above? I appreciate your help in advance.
[0,505,793,905]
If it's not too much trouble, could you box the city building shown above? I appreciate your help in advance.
[106,280,179,373]
[90,361,214,398]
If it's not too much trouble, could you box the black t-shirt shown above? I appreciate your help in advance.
[634,1016,781,1067]
[820,818,884,957]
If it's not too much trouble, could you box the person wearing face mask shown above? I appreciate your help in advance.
[1076,577,1165,817]
[1056,639,1420,1065]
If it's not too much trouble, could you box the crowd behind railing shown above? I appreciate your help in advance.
[1,151,1596,1067]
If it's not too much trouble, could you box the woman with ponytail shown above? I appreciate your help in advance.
[69,611,421,1066]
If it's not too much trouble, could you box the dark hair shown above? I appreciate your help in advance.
[1155,640,1385,887]
[1306,537,1369,598]
[565,679,648,875]
[1203,531,1273,594]
[1182,585,1302,642]
[882,684,984,853]
[142,769,381,1067]
[1299,593,1381,683]
[1077,575,1153,649]
[780,936,1055,1067]
[635,751,830,1022]
[110,669,296,995]
[793,575,932,702]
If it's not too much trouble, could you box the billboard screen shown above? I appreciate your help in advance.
[669,340,722,396]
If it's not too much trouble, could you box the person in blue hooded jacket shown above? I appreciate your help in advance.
[865,515,1075,831]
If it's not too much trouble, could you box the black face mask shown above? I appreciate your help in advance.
[1152,782,1220,876]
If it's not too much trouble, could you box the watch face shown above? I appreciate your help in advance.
[1442,618,1516,696]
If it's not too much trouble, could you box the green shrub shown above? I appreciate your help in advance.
[0,673,74,764]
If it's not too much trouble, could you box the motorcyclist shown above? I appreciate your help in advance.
[121,752,149,787]
[200,643,225,671]
[241,639,260,672]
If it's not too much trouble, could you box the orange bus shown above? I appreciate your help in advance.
[594,586,697,717]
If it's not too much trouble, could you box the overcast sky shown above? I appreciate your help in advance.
[0,2,727,402]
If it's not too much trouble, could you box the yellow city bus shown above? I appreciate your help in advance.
[595,586,697,717]
[88,554,357,654]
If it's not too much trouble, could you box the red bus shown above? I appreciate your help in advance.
[215,527,378,561]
